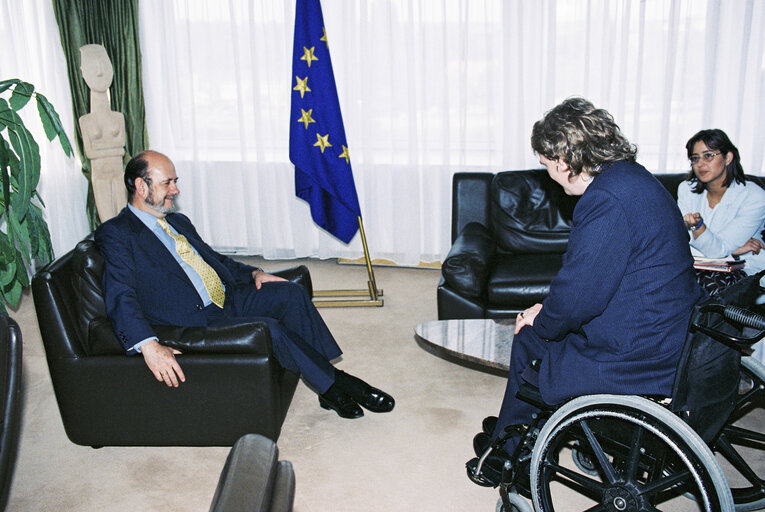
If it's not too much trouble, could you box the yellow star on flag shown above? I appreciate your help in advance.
[293,76,311,98]
[320,27,328,47]
[297,109,316,129]
[338,145,350,164]
[301,46,318,67]
[314,133,332,153]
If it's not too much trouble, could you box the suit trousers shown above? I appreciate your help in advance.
[204,281,342,394]
[492,326,549,452]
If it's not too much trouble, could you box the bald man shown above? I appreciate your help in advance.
[95,150,394,419]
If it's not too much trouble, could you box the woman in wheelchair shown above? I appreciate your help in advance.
[468,98,765,512]
[469,98,706,501]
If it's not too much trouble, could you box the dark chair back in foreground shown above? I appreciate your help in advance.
[0,315,22,511]
[209,434,295,512]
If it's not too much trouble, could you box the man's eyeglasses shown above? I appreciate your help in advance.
[689,151,721,165]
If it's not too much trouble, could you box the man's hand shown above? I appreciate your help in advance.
[515,303,543,335]
[733,238,765,256]
[141,339,185,387]
[252,269,287,290]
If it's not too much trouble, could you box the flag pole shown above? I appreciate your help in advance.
[313,216,383,307]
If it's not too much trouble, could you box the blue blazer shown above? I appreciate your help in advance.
[532,161,704,404]
[94,208,257,353]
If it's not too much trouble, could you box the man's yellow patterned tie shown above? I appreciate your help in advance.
[157,217,225,308]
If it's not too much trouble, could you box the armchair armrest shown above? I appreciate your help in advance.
[156,323,273,354]
[442,222,497,299]
[271,265,312,298]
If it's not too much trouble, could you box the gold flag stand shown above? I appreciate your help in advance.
[313,216,383,308]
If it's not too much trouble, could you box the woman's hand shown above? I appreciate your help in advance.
[683,212,706,238]
[732,238,765,256]
[683,212,701,229]
[515,303,543,334]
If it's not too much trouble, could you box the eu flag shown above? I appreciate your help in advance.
[289,0,361,243]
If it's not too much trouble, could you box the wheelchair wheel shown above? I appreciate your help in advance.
[712,356,765,511]
[496,493,532,512]
[530,395,733,511]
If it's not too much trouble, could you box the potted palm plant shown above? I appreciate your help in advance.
[0,79,73,313]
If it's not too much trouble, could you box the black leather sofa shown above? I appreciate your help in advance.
[32,238,308,447]
[210,433,295,512]
[438,169,765,320]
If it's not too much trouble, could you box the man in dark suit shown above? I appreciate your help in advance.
[95,150,394,419]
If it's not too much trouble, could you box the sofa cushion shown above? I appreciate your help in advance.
[654,173,687,200]
[487,254,564,307]
[441,222,497,298]
[490,171,577,254]
[70,239,125,355]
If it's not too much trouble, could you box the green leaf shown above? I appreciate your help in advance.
[2,279,22,310]
[0,135,7,169]
[0,79,20,95]
[35,96,57,141]
[0,259,15,287]
[5,203,30,265]
[0,232,14,265]
[13,251,29,288]
[9,82,34,111]
[0,137,9,210]
[7,127,34,219]
[27,203,52,264]
[0,98,11,132]
[34,93,73,157]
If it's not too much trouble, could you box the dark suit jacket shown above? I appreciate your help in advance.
[94,207,257,353]
[533,161,704,404]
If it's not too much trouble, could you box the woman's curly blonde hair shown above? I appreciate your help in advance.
[530,97,637,177]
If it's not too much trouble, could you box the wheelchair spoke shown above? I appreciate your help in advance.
[715,433,762,485]
[579,418,619,485]
[545,459,607,494]
[625,423,644,482]
[723,424,765,445]
[639,468,691,498]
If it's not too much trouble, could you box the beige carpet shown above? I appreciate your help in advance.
[6,257,510,511]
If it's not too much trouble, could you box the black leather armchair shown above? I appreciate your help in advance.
[210,433,295,512]
[437,170,716,320]
[0,315,22,511]
[32,238,307,447]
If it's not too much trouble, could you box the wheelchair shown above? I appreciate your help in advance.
[468,272,765,512]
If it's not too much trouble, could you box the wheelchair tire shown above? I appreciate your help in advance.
[530,395,734,512]
[712,356,765,511]
[496,493,533,512]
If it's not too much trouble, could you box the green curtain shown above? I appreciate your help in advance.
[52,0,148,230]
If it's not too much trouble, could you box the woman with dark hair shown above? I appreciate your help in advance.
[468,98,703,486]
[677,129,765,281]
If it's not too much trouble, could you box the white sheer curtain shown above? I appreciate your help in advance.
[137,0,764,265]
[0,0,90,259]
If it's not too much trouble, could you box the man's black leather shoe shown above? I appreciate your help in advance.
[336,370,395,413]
[319,384,363,419]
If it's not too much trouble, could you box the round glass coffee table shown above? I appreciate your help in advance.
[414,319,514,374]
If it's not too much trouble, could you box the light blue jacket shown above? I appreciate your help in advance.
[677,179,765,274]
